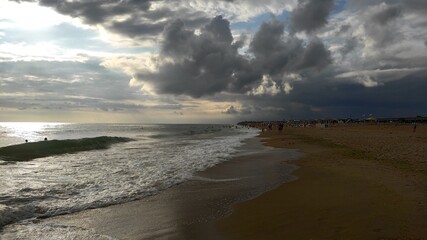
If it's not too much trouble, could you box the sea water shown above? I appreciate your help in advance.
[0,123,258,232]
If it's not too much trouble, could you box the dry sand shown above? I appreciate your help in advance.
[218,124,427,239]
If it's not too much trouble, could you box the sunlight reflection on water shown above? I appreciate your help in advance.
[0,122,65,144]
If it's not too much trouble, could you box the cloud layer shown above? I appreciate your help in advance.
[127,16,331,99]
[1,0,427,122]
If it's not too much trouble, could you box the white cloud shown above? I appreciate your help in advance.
[223,105,238,114]
[101,54,158,75]
[356,75,382,88]
[282,72,302,82]
[283,82,294,94]
[335,67,426,82]
[250,74,281,96]
[101,54,159,95]
[166,0,297,22]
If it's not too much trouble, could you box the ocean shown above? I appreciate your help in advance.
[0,123,259,233]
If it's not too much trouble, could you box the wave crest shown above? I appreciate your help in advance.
[0,136,133,162]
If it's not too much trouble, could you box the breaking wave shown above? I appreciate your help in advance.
[0,136,133,162]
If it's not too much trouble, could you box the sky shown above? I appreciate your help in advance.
[0,0,426,123]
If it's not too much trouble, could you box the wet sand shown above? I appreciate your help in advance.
[219,124,427,239]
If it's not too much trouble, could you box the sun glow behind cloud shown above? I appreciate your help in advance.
[0,1,69,30]
[0,2,148,62]
[0,1,91,62]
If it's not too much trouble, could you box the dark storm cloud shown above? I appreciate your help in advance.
[109,20,165,39]
[298,70,427,117]
[134,17,331,98]
[250,20,331,74]
[204,15,233,44]
[138,16,256,98]
[250,20,292,59]
[250,19,302,74]
[340,37,358,58]
[371,5,402,25]
[337,24,351,35]
[229,68,427,120]
[290,0,334,33]
[160,19,197,58]
[363,5,405,47]
[404,0,427,14]
[298,38,332,69]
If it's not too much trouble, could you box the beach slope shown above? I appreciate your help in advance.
[218,125,427,239]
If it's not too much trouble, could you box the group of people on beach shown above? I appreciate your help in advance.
[260,122,284,132]
[247,121,419,133]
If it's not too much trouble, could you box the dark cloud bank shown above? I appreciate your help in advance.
[135,0,425,119]
[135,15,331,98]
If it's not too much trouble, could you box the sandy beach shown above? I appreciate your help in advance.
[3,124,426,239]
[219,124,427,239]
[2,0,426,238]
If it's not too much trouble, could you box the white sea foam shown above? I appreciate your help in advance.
[2,222,119,240]
[0,124,259,232]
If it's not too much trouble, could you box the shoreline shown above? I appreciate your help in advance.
[218,125,427,239]
[3,124,426,239]
[1,136,300,239]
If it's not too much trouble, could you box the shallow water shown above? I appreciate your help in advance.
[0,123,258,230]
[2,137,300,240]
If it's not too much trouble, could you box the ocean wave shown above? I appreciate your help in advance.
[0,136,133,162]
[0,126,259,232]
